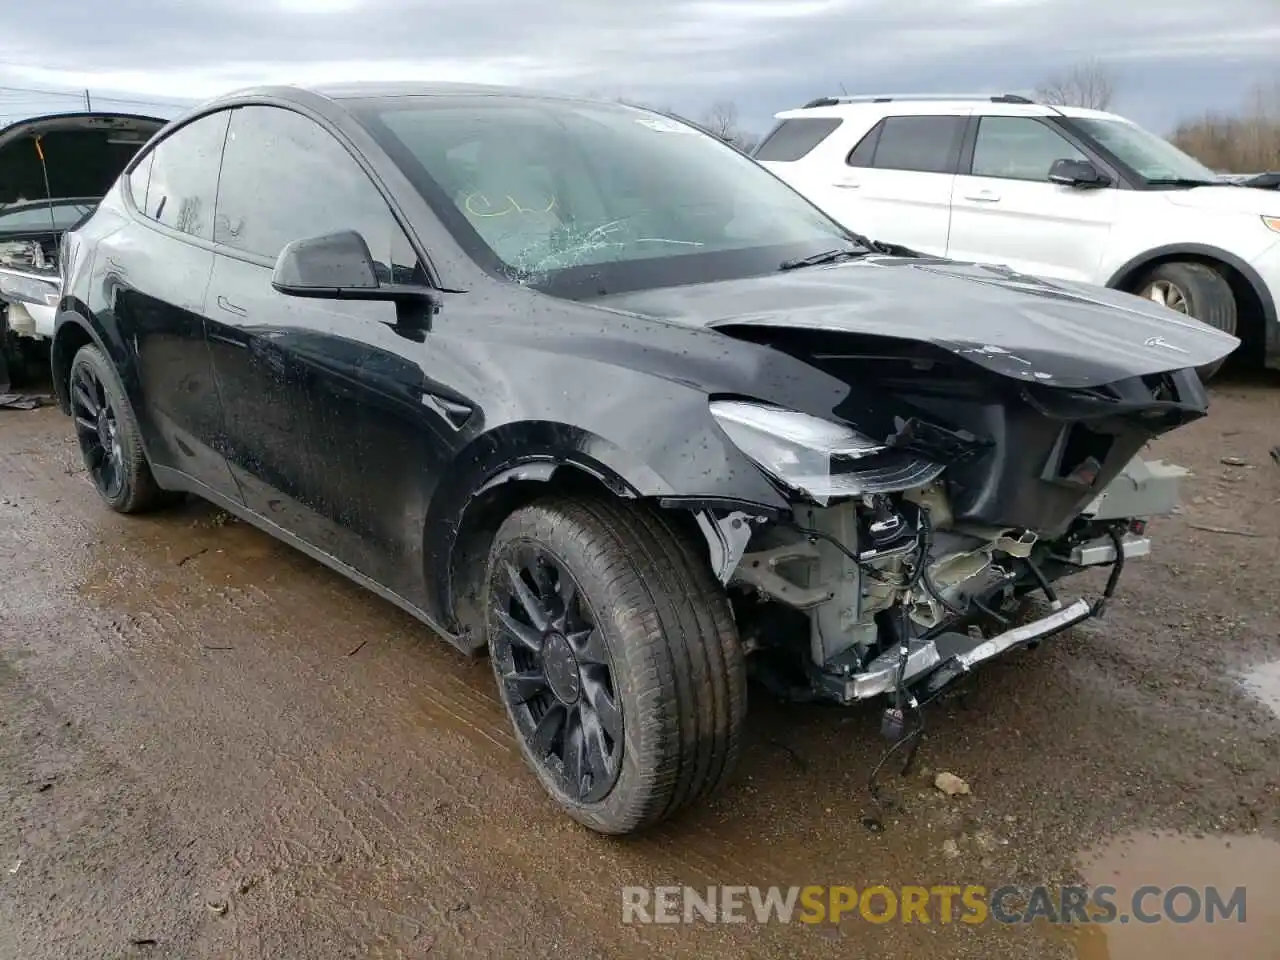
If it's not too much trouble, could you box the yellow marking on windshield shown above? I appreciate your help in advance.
[464,192,557,218]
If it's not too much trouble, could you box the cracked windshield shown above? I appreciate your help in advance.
[366,100,845,284]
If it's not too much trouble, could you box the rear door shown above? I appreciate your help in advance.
[98,110,241,500]
[946,115,1118,281]
[835,114,967,255]
[204,104,451,602]
[759,112,965,256]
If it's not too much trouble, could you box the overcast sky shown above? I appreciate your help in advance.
[1,0,1277,135]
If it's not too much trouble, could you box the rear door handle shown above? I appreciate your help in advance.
[962,190,1001,202]
[832,178,861,189]
[215,295,247,317]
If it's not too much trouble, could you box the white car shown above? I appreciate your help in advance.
[754,94,1280,371]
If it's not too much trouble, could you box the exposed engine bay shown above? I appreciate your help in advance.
[691,353,1209,729]
[715,460,1172,706]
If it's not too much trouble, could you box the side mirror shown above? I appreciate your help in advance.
[271,230,434,305]
[1048,158,1111,188]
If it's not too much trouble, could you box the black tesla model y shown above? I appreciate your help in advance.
[53,82,1236,833]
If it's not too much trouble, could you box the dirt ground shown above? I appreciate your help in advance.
[2,374,1279,960]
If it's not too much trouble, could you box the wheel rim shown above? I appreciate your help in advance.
[70,364,125,500]
[489,544,624,803]
[1143,279,1189,314]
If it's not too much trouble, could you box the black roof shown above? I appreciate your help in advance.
[214,81,591,105]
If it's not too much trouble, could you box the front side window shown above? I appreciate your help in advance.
[1068,117,1218,184]
[355,98,851,297]
[970,117,1088,181]
[141,111,230,241]
[214,105,421,283]
[863,116,964,174]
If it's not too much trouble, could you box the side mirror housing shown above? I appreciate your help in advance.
[1048,158,1111,188]
[271,230,434,304]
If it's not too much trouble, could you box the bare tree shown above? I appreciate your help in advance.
[1035,59,1118,111]
[700,100,740,140]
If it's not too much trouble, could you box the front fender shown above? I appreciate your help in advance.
[421,418,789,630]
[50,304,116,413]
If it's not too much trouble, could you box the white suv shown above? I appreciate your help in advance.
[754,94,1280,371]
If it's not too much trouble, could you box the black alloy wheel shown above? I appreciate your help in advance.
[489,543,624,804]
[484,498,747,835]
[70,362,126,501]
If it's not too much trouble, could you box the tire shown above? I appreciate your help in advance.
[1134,261,1237,382]
[68,343,176,513]
[484,496,746,834]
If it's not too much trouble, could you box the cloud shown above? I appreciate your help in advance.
[0,0,1276,132]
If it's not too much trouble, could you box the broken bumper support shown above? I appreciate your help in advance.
[820,597,1094,703]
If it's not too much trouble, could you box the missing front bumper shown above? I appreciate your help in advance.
[817,598,1094,703]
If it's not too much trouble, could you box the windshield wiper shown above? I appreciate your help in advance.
[779,233,925,271]
[1145,177,1218,188]
[779,247,871,270]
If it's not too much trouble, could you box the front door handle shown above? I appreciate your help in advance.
[833,178,861,189]
[962,190,1001,202]
[215,295,247,317]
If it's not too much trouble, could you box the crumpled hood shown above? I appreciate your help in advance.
[1163,184,1280,216]
[591,256,1241,388]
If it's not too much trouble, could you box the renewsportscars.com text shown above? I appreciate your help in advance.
[621,884,1247,926]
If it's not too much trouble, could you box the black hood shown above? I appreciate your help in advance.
[593,255,1241,389]
[0,112,166,206]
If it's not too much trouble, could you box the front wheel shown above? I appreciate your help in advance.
[484,497,746,834]
[1135,261,1237,382]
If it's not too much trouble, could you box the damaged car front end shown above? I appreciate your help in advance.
[697,380,1191,714]
[0,112,163,385]
[596,256,1235,724]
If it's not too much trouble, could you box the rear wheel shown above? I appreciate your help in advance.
[484,497,746,834]
[1134,261,1237,382]
[69,343,176,513]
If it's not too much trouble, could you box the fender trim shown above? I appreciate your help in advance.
[50,310,109,413]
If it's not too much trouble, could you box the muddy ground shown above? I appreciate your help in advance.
[2,374,1279,960]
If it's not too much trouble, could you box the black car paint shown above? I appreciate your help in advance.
[594,254,1237,387]
[53,84,1236,652]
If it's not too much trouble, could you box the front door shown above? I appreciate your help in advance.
[946,115,1117,283]
[203,104,456,605]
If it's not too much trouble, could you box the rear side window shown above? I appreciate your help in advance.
[140,111,230,241]
[850,116,964,174]
[753,118,843,161]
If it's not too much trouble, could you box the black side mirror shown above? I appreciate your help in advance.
[271,230,434,305]
[1048,158,1111,188]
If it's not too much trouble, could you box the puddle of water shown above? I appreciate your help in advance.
[1241,660,1280,720]
[1071,831,1280,960]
